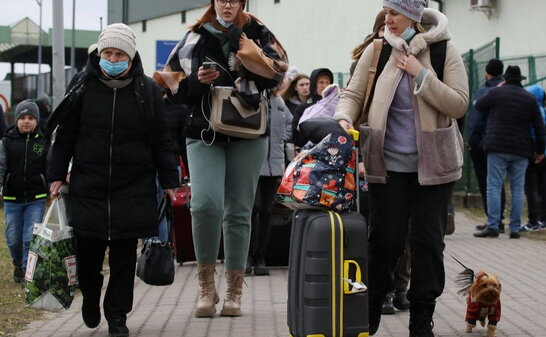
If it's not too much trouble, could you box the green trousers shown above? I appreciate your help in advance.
[186,137,267,270]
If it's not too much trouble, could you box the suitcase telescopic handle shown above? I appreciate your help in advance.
[347,129,360,142]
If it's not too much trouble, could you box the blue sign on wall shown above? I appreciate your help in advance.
[156,40,179,70]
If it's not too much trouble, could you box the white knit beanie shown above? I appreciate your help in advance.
[97,23,137,59]
[383,0,426,22]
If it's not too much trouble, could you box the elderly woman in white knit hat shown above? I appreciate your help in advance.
[48,23,179,337]
[334,0,469,336]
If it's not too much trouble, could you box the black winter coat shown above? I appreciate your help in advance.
[48,52,179,240]
[1,126,48,203]
[475,83,545,159]
[468,76,503,150]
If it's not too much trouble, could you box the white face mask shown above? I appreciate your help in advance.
[400,26,416,41]
[216,15,233,28]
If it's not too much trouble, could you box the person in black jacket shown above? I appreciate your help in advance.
[468,59,507,232]
[0,100,48,284]
[157,0,288,319]
[291,68,334,149]
[474,65,545,239]
[48,24,179,336]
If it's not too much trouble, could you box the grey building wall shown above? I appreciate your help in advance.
[108,0,209,24]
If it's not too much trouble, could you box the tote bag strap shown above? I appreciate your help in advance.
[41,198,68,231]
[157,193,173,243]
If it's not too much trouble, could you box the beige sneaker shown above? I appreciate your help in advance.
[220,270,244,317]
[195,264,219,317]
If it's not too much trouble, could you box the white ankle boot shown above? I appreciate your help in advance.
[195,264,219,317]
[220,270,244,317]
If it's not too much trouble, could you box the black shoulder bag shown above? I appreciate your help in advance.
[136,195,175,286]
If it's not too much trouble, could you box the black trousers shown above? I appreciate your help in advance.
[249,176,280,261]
[394,237,411,291]
[469,147,506,218]
[525,160,546,224]
[367,172,453,305]
[76,237,137,321]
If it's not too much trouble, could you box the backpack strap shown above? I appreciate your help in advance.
[356,39,386,126]
[135,75,155,126]
[46,71,89,138]
[356,38,447,126]
[429,40,447,82]
[134,76,156,144]
[374,39,447,82]
[367,39,392,113]
[143,76,155,124]
[362,39,384,116]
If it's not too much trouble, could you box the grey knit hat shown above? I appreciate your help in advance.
[383,0,427,22]
[97,23,137,59]
[15,99,40,123]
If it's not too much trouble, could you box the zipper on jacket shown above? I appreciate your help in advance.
[412,86,425,182]
[108,88,117,240]
[23,133,29,203]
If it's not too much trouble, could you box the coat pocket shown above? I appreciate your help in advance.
[359,125,386,182]
[419,121,463,178]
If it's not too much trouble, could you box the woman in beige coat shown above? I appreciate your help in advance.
[334,1,468,336]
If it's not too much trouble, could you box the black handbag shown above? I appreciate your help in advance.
[136,196,175,286]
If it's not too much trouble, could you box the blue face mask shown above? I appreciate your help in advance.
[216,15,233,28]
[99,58,129,77]
[400,26,416,41]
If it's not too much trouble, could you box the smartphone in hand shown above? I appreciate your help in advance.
[202,61,217,72]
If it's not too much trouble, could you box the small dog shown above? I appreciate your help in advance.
[464,271,502,337]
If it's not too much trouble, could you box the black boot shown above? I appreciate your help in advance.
[13,265,23,284]
[369,297,383,335]
[108,317,129,337]
[381,296,395,315]
[82,295,101,328]
[245,256,253,275]
[409,301,436,337]
[253,258,270,276]
[393,289,410,311]
[473,227,499,238]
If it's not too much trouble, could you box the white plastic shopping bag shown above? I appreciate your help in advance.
[24,198,77,311]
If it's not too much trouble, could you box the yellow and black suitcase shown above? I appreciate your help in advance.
[287,210,369,337]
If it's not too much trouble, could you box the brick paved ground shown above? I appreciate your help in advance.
[17,211,546,337]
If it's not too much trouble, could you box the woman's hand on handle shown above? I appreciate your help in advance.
[339,119,355,132]
[166,188,177,202]
[358,162,366,178]
[50,181,63,199]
